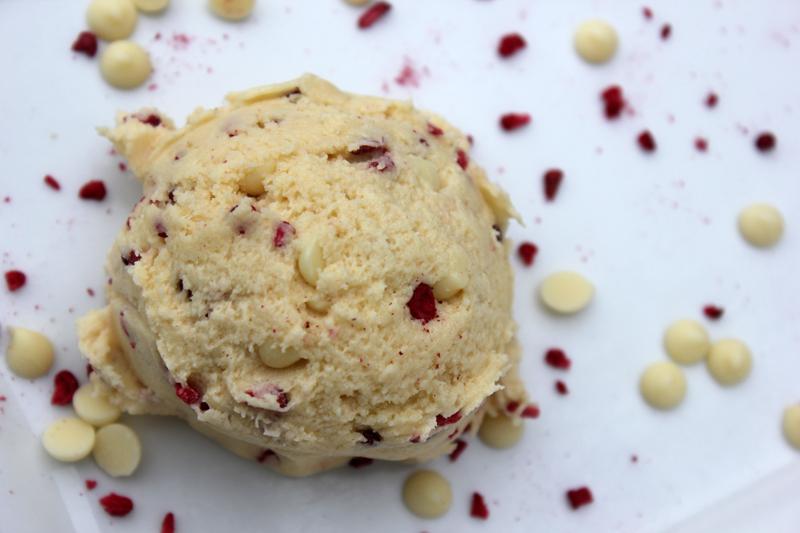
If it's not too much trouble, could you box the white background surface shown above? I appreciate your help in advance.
[1,1,799,532]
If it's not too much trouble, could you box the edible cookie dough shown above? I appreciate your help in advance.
[77,74,527,476]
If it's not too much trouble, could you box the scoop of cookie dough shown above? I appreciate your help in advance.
[77,74,526,476]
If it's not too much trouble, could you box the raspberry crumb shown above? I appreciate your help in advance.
[642,6,653,19]
[427,123,444,136]
[71,31,98,57]
[174,383,201,405]
[566,486,594,510]
[456,149,469,170]
[161,512,175,533]
[359,428,383,445]
[121,250,142,266]
[545,348,571,370]
[754,132,776,152]
[470,492,489,520]
[601,85,626,119]
[51,370,80,406]
[660,24,672,40]
[555,380,569,395]
[43,175,61,191]
[703,305,724,320]
[694,137,708,152]
[517,242,538,267]
[78,180,107,201]
[5,270,26,292]
[87,288,95,297]
[705,92,719,108]
[637,130,657,152]
[543,169,564,201]
[407,283,437,323]
[357,1,391,29]
[273,221,295,248]
[521,404,540,418]
[499,113,531,132]
[449,439,468,462]
[498,33,526,58]
[257,449,276,463]
[436,411,462,427]
[99,492,134,517]
[85,479,97,491]
[348,457,374,468]
[139,114,162,127]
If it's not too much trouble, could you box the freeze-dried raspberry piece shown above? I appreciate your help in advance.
[456,149,469,170]
[499,113,531,131]
[470,492,489,519]
[436,411,462,427]
[498,33,526,58]
[273,221,295,248]
[703,305,724,320]
[44,175,61,191]
[161,512,175,533]
[543,169,563,201]
[85,479,98,490]
[407,283,437,323]
[545,348,571,370]
[5,270,26,292]
[359,428,383,445]
[566,486,593,509]
[72,31,98,57]
[99,492,134,517]
[449,439,468,462]
[637,130,656,152]
[51,370,80,405]
[517,242,538,266]
[79,180,107,201]
[348,457,374,468]
[174,383,201,405]
[358,1,391,29]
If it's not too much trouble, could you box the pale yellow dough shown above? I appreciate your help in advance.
[738,203,784,248]
[42,418,96,462]
[639,361,686,410]
[86,0,138,41]
[663,319,710,365]
[5,327,54,379]
[402,470,452,519]
[100,41,152,90]
[78,74,526,476]
[93,423,142,476]
[574,19,618,64]
[707,339,752,386]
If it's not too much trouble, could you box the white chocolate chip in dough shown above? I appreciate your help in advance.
[258,343,303,369]
[93,423,142,477]
[738,203,784,248]
[73,383,122,427]
[782,404,800,450]
[298,238,323,286]
[639,361,687,410]
[133,0,169,14]
[100,41,152,90]
[238,171,266,197]
[478,414,524,449]
[538,271,594,314]
[209,0,255,21]
[42,418,96,463]
[663,319,710,365]
[433,251,468,301]
[86,0,138,41]
[574,19,619,64]
[402,470,452,519]
[707,339,752,386]
[5,327,54,379]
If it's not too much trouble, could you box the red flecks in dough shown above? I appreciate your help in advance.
[436,411,462,427]
[694,137,708,152]
[660,23,672,40]
[348,457,374,468]
[161,512,175,533]
[705,92,718,108]
[257,449,276,463]
[492,224,503,243]
[121,250,141,266]
[642,6,653,19]
[545,348,571,370]
[517,242,538,266]
[359,428,383,445]
[155,223,168,239]
[85,479,98,491]
[167,188,176,204]
[755,132,776,152]
[505,400,520,413]
[703,305,724,320]
[5,270,26,292]
[427,123,444,136]
[99,492,134,517]
[498,33,526,58]
[368,152,395,172]
[456,149,469,170]
[72,31,98,57]
[78,180,107,201]
[273,222,295,248]
[409,435,421,443]
[51,370,80,406]
[246,384,290,409]
[555,380,569,395]
[449,439,468,462]
[358,1,391,29]
[637,130,657,152]
[174,383,201,405]
[139,114,162,127]
[43,175,61,191]
[566,486,594,509]
[407,283,437,323]
[86,363,94,376]
[520,404,540,418]
[543,169,563,201]
[199,401,210,411]
[601,85,626,119]
[499,113,531,132]
[470,492,489,520]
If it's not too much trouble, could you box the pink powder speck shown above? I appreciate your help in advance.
[395,59,420,88]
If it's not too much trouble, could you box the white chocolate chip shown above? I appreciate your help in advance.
[93,423,142,477]
[639,361,687,410]
[707,339,752,386]
[73,383,122,427]
[298,238,323,287]
[402,470,452,519]
[305,294,331,313]
[209,0,255,21]
[100,41,152,90]
[738,203,784,248]
[258,343,303,369]
[663,319,710,365]
[133,0,169,13]
[86,0,138,41]
[574,19,619,64]
[478,414,524,449]
[42,417,96,463]
[5,327,54,379]
[782,404,800,450]
[432,271,467,301]
[238,171,266,197]
[538,271,594,314]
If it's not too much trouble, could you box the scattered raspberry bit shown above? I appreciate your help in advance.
[637,130,657,152]
[139,114,162,127]
[642,6,653,19]
[78,180,107,201]
[359,428,383,445]
[555,380,569,395]
[631,454,639,463]
[273,221,296,248]
[498,33,526,58]
[51,370,80,406]
[407,282,437,323]
[174,383,201,405]
[499,113,531,132]
[456,149,469,170]
[5,270,26,292]
[99,492,134,517]
[43,175,61,191]
[121,250,142,266]
[409,435,421,443]
[520,404,540,418]
[436,411,462,427]
[257,449,276,463]
[427,123,444,136]
[275,389,289,409]
[506,400,520,413]
[470,492,489,520]
[87,288,95,297]
[754,132,776,152]
[543,169,564,201]
[566,486,594,510]
[71,31,98,57]
[545,348,571,370]
[86,363,94,376]
[118,162,127,172]
[601,85,626,119]
[694,137,708,152]
[348,457,374,468]
[703,305,724,320]
[85,479,97,491]
[517,242,538,267]
[449,439,468,462]
[705,92,718,108]
[199,401,210,411]
[660,24,672,40]
[161,512,175,533]
[492,224,503,242]
[357,1,391,29]
[155,223,168,239]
